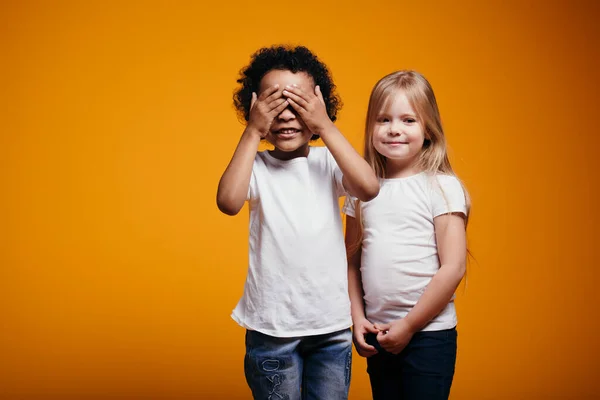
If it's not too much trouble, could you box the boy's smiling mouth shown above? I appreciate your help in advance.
[273,128,301,134]
[272,127,302,139]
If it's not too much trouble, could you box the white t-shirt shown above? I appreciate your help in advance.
[231,146,352,337]
[343,172,467,332]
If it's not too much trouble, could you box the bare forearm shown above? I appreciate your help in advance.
[216,127,261,215]
[348,262,368,322]
[403,263,465,332]
[319,125,379,201]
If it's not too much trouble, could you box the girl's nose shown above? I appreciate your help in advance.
[389,121,402,135]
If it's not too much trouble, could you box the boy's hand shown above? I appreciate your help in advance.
[247,85,289,138]
[375,319,416,355]
[352,317,379,358]
[283,85,334,137]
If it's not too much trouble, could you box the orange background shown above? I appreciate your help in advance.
[1,0,599,399]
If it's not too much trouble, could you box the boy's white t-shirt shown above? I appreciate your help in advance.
[343,173,467,332]
[231,146,352,337]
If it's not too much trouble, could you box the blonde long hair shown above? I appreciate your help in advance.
[351,70,471,255]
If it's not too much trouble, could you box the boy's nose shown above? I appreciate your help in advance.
[277,106,296,121]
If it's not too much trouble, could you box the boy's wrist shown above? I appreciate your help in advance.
[243,125,266,141]
[311,120,336,139]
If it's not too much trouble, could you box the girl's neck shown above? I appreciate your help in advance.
[385,157,423,179]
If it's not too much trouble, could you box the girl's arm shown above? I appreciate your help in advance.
[283,85,379,202]
[216,86,288,216]
[376,213,467,354]
[346,215,378,357]
[402,212,467,330]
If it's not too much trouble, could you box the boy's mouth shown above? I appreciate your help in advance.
[274,128,301,134]
[272,128,302,139]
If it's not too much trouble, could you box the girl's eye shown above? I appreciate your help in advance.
[378,117,390,123]
[405,118,416,123]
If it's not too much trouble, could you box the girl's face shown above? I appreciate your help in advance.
[372,90,425,164]
[258,69,314,159]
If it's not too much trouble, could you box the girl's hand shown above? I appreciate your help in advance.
[352,318,379,357]
[375,319,416,355]
[282,84,334,137]
[247,85,289,138]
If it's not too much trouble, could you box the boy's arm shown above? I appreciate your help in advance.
[216,128,262,216]
[320,125,379,202]
[283,85,379,202]
[216,86,288,216]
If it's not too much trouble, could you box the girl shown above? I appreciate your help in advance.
[344,70,469,400]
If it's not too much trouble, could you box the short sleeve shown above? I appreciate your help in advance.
[325,148,346,197]
[431,175,467,218]
[342,195,358,218]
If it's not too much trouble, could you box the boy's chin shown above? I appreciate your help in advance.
[272,143,308,153]
[267,140,311,158]
[267,136,311,152]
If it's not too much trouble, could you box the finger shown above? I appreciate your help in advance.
[258,84,279,101]
[358,341,377,354]
[269,99,289,115]
[315,85,326,105]
[375,323,391,332]
[250,92,257,110]
[376,331,388,344]
[364,322,379,334]
[355,333,377,352]
[360,348,379,357]
[265,87,284,104]
[282,87,309,109]
[286,97,304,114]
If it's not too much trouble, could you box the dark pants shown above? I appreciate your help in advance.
[365,328,457,400]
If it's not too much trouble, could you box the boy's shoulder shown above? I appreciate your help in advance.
[309,145,329,158]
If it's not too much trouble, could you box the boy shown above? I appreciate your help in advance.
[217,45,379,399]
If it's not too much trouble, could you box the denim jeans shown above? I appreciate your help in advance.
[365,328,457,400]
[244,328,352,400]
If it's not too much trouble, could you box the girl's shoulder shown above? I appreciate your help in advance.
[425,173,465,195]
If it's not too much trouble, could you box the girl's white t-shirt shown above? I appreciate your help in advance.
[231,146,352,337]
[343,172,467,331]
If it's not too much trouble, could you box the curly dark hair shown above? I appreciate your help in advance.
[233,45,342,140]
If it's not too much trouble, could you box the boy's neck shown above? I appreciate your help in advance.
[269,144,310,160]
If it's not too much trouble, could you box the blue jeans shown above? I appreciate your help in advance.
[244,328,352,400]
[365,328,457,400]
